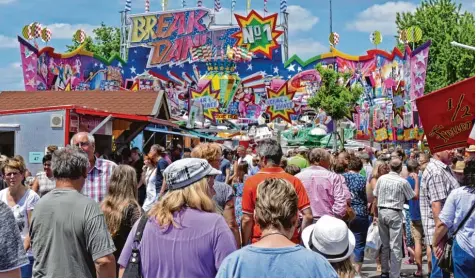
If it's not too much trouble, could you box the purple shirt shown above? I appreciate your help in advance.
[295,166,350,218]
[118,208,236,278]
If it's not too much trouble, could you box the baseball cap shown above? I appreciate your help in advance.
[164,158,221,191]
[358,152,370,160]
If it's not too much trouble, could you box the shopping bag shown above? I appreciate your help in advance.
[364,223,381,260]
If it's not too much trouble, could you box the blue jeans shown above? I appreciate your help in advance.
[349,215,369,263]
[453,240,475,278]
[20,256,34,278]
[430,249,450,278]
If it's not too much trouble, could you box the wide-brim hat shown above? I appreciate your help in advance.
[302,215,355,263]
[453,160,466,174]
[466,145,475,153]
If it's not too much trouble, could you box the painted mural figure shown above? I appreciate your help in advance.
[165,81,182,116]
[74,58,82,78]
[38,56,48,82]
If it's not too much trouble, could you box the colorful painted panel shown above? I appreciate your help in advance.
[17,8,430,136]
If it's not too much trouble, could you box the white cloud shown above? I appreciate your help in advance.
[213,8,247,25]
[287,5,319,33]
[0,62,24,90]
[46,23,98,39]
[0,0,16,4]
[289,39,328,60]
[213,5,318,34]
[0,35,17,48]
[346,1,417,35]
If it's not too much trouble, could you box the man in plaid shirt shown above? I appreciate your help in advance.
[71,132,116,203]
[420,149,459,278]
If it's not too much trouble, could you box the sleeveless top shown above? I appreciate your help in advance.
[36,172,56,197]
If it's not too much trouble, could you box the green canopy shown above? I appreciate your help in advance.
[283,128,355,148]
[183,129,226,141]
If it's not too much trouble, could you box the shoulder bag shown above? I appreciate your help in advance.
[437,202,475,273]
[122,214,149,278]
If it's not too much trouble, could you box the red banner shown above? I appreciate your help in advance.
[416,77,475,153]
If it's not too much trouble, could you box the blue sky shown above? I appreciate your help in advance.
[0,0,473,90]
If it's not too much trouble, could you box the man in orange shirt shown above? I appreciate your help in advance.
[241,139,313,246]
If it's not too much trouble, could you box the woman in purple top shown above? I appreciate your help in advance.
[118,158,237,278]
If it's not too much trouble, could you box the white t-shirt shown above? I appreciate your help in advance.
[238,155,253,167]
[0,188,40,256]
[142,167,157,212]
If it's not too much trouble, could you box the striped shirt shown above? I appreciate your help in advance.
[420,158,459,244]
[36,172,56,197]
[373,171,415,210]
[82,158,117,203]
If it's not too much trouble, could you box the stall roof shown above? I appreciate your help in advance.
[0,90,170,120]
[0,104,175,127]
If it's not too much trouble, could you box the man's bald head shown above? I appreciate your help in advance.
[389,158,403,173]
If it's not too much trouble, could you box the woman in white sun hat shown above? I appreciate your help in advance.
[302,215,356,278]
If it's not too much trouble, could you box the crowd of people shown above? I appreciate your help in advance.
[0,131,474,278]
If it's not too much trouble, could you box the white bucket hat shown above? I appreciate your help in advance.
[301,215,355,263]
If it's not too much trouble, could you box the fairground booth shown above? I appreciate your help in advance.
[0,90,197,174]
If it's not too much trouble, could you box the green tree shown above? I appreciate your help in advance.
[396,0,475,94]
[308,64,363,150]
[66,22,121,59]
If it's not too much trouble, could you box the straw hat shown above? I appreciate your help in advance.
[453,161,466,174]
[466,145,475,153]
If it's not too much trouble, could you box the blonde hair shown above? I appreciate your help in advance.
[191,143,222,163]
[2,158,26,174]
[331,258,356,278]
[148,178,215,228]
[101,165,141,237]
[371,160,388,179]
[255,178,298,231]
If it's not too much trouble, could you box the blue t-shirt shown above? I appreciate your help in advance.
[439,186,475,258]
[343,172,368,217]
[155,158,169,192]
[406,176,421,221]
[216,245,338,278]
[216,159,231,183]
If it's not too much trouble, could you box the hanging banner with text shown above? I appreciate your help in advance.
[416,77,475,153]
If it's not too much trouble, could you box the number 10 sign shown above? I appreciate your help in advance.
[232,10,283,59]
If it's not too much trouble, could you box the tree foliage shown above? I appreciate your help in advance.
[308,64,363,122]
[66,22,121,59]
[396,0,475,94]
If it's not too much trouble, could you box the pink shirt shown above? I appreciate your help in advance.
[295,166,350,219]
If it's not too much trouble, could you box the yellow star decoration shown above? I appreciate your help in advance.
[232,10,283,59]
[130,80,139,91]
[266,83,296,124]
[191,82,220,121]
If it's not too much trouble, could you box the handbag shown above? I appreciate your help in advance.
[342,203,356,223]
[437,202,475,273]
[122,214,149,278]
